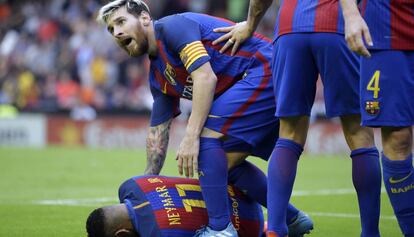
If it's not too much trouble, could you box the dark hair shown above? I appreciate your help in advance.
[126,0,151,18]
[86,208,108,237]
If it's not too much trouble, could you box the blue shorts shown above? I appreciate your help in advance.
[205,51,279,160]
[273,33,360,117]
[360,50,414,127]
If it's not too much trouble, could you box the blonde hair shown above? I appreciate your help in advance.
[96,0,150,24]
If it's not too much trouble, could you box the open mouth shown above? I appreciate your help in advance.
[121,37,133,47]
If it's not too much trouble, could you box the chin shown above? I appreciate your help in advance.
[128,50,143,57]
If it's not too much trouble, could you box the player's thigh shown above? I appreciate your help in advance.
[273,34,319,117]
[360,50,414,127]
[312,33,360,117]
[205,73,278,160]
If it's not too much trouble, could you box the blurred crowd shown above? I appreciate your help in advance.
[0,0,277,117]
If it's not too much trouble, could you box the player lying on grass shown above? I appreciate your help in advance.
[86,175,312,237]
[96,1,313,236]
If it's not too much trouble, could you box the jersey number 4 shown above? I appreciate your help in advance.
[367,70,380,99]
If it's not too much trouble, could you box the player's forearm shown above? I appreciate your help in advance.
[186,72,217,137]
[340,0,361,19]
[246,0,273,34]
[145,119,172,175]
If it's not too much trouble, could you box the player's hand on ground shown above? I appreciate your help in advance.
[213,21,253,56]
[344,15,373,57]
[176,135,199,178]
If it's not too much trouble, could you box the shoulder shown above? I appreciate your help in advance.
[156,13,200,34]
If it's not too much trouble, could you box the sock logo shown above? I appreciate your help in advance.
[389,171,413,184]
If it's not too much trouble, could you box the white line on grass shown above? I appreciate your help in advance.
[33,197,118,206]
[307,212,396,220]
[29,188,386,206]
[292,188,386,197]
[262,210,396,221]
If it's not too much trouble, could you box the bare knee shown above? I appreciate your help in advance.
[227,152,249,170]
[200,128,224,139]
[382,127,413,160]
[340,114,375,150]
[279,116,309,146]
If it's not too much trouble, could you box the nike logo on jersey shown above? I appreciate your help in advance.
[389,171,413,184]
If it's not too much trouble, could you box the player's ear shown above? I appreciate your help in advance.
[140,11,151,26]
[114,229,135,237]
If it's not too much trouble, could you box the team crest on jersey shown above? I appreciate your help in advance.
[164,63,177,86]
[365,101,380,115]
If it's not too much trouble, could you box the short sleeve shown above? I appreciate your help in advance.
[150,85,181,126]
[161,15,210,73]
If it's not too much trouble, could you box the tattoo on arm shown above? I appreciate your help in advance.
[145,119,172,175]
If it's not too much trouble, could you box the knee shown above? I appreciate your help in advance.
[341,115,375,150]
[382,127,413,159]
[279,116,309,146]
[227,152,248,170]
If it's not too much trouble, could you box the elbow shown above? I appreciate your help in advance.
[202,72,217,86]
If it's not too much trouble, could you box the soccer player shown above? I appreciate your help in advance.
[96,1,313,236]
[340,1,414,236]
[86,175,309,237]
[213,1,382,237]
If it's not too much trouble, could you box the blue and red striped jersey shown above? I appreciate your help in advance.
[360,0,414,50]
[118,175,264,237]
[148,12,272,126]
[275,0,344,39]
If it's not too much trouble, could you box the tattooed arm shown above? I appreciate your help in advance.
[144,119,173,175]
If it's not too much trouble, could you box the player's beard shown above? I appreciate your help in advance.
[125,38,148,57]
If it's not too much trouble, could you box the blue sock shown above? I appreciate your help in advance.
[228,161,299,225]
[198,137,229,231]
[228,161,267,206]
[350,147,381,237]
[382,153,414,236]
[267,138,303,237]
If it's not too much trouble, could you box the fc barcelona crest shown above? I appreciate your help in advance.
[164,63,177,86]
[365,101,380,115]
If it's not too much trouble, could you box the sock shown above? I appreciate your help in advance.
[228,161,267,206]
[286,204,300,225]
[350,147,381,237]
[228,161,300,225]
[267,138,303,237]
[198,137,229,231]
[382,153,414,236]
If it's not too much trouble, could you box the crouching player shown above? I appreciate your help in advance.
[86,175,309,237]
[96,1,313,236]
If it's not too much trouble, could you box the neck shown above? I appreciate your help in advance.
[147,21,158,57]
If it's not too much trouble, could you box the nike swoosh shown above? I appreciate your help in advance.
[208,114,221,118]
[389,171,413,184]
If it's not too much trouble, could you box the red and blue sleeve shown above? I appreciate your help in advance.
[161,15,210,73]
[150,85,181,126]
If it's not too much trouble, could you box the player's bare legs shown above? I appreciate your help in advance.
[382,127,412,161]
[279,116,309,146]
[340,114,375,150]
[341,114,381,236]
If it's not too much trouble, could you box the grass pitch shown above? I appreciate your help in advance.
[0,147,401,236]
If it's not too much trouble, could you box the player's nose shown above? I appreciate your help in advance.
[113,27,124,38]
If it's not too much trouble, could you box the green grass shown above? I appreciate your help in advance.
[0,147,402,236]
